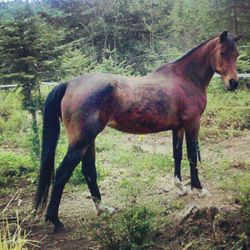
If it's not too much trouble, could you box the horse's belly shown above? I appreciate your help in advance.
[107,114,177,134]
[109,83,180,133]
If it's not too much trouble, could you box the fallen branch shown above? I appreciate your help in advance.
[177,204,198,225]
[2,191,20,214]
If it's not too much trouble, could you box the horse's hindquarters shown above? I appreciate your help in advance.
[61,82,115,145]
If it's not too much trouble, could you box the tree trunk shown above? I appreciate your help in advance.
[22,84,40,160]
[231,0,238,34]
[30,108,40,160]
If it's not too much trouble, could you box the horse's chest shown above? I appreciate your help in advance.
[181,95,207,122]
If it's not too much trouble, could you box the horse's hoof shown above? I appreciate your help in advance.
[53,224,67,234]
[105,206,118,215]
[173,177,188,196]
[93,202,118,215]
[192,187,211,198]
[178,187,188,196]
[198,188,211,198]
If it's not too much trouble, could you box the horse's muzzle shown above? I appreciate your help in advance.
[227,79,239,91]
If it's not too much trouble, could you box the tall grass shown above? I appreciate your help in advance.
[0,210,39,250]
[0,218,28,250]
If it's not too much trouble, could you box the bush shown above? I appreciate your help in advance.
[237,43,250,73]
[92,54,134,76]
[0,150,34,186]
[56,48,94,80]
[239,173,250,234]
[90,205,156,250]
[202,89,250,134]
[0,91,29,134]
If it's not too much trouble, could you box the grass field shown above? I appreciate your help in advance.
[0,79,249,249]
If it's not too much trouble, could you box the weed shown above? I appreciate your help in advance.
[90,205,158,250]
[164,199,185,215]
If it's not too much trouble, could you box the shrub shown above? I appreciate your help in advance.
[239,172,250,234]
[0,150,33,186]
[90,205,156,250]
[92,54,134,76]
[0,91,29,134]
[56,48,94,81]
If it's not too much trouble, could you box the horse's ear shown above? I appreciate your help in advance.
[234,34,243,42]
[220,31,228,43]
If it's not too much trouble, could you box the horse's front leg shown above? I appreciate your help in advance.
[172,129,187,196]
[185,121,209,197]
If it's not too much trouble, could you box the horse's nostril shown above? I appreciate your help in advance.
[229,79,239,89]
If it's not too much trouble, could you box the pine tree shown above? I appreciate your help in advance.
[0,4,64,159]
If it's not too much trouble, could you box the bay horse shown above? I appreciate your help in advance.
[35,31,242,232]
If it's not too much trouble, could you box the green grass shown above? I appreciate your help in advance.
[0,149,35,188]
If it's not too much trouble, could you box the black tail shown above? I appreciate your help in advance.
[35,83,67,210]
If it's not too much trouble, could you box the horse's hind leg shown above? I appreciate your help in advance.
[81,141,116,215]
[172,129,187,195]
[81,142,101,205]
[46,143,87,232]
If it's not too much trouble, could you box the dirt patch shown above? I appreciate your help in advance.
[155,206,247,250]
[217,135,250,163]
[125,132,250,163]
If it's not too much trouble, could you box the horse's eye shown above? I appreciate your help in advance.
[220,52,225,56]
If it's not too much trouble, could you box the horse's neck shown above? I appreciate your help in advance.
[155,39,217,89]
[175,39,216,88]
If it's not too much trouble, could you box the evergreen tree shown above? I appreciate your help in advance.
[212,0,250,38]
[169,0,217,50]
[0,5,64,159]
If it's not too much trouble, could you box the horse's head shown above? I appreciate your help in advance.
[210,31,243,91]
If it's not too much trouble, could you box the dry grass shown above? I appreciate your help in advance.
[0,193,39,250]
